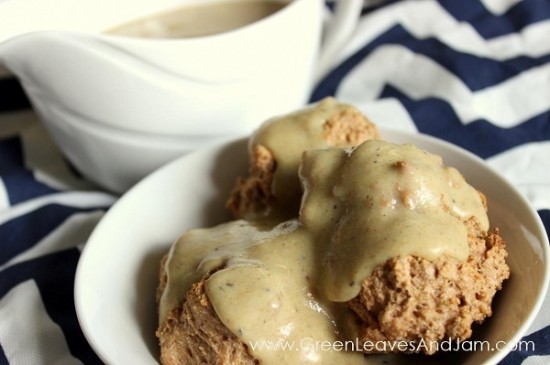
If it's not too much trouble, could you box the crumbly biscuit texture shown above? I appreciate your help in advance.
[156,276,258,365]
[322,107,380,145]
[348,218,509,355]
[226,144,276,219]
[226,104,379,219]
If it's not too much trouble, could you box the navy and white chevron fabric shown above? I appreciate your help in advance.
[1,0,549,364]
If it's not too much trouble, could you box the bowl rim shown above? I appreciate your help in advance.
[74,129,550,365]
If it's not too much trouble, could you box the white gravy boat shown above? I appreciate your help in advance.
[0,0,362,192]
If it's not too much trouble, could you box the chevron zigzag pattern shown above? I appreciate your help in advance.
[1,0,549,364]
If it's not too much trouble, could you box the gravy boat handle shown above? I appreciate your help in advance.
[315,0,363,84]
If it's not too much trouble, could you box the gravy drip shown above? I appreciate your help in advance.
[161,219,366,364]
[299,140,489,301]
[250,97,367,218]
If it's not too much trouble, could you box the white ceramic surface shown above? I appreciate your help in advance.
[36,102,245,193]
[74,130,550,365]
[0,0,362,193]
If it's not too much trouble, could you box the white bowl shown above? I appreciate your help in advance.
[74,129,550,365]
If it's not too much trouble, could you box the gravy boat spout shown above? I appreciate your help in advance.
[0,30,290,136]
[0,0,339,138]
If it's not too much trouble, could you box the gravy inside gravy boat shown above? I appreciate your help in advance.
[106,0,286,39]
[0,0,362,193]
